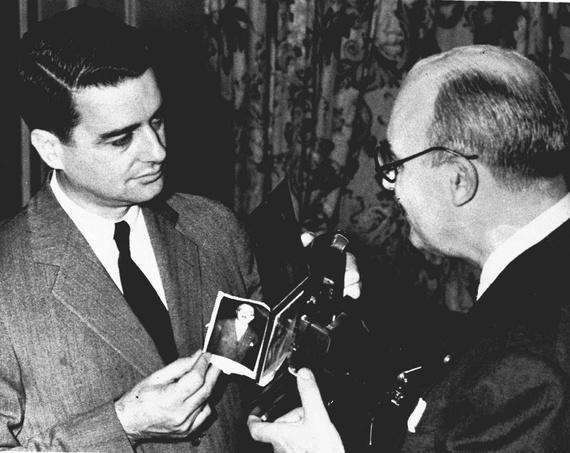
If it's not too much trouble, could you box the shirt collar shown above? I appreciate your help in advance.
[50,172,140,240]
[477,193,570,299]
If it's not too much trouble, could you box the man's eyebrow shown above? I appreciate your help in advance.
[97,123,140,143]
[96,105,164,143]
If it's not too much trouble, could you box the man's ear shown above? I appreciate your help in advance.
[30,129,65,170]
[449,159,478,206]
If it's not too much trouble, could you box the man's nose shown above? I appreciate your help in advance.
[143,124,166,162]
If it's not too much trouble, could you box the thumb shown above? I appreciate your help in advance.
[248,415,288,445]
[296,368,329,422]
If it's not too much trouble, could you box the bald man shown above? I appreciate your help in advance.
[248,45,570,452]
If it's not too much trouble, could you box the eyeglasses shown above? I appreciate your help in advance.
[375,143,479,190]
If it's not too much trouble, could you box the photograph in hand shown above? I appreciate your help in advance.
[203,279,308,386]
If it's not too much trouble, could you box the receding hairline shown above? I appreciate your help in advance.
[405,45,539,90]
[388,45,543,143]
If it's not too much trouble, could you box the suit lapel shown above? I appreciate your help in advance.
[475,219,570,313]
[464,219,570,355]
[229,320,238,343]
[143,202,204,357]
[29,186,163,376]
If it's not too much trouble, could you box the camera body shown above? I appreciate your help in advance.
[249,231,385,450]
[245,181,455,451]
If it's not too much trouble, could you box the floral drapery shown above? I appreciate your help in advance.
[202,0,570,311]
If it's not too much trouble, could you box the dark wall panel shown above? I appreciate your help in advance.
[0,0,23,221]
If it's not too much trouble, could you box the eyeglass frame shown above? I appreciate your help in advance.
[375,144,479,188]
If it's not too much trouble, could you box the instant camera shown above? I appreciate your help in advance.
[245,178,393,451]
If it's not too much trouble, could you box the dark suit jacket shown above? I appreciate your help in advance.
[0,185,261,452]
[401,219,570,452]
[209,318,259,367]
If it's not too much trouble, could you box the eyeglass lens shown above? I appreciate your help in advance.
[375,141,397,189]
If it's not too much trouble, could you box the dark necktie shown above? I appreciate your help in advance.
[113,221,177,363]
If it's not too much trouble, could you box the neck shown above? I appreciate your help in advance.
[472,179,567,267]
[56,171,131,221]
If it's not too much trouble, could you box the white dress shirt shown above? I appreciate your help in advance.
[50,172,168,308]
[235,321,248,341]
[477,193,570,300]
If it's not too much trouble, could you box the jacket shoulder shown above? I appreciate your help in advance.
[0,206,32,264]
[167,193,238,220]
[165,193,247,243]
[0,205,30,239]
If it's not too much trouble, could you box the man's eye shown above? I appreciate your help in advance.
[151,117,164,131]
[110,133,133,148]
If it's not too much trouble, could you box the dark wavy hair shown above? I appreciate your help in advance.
[18,6,152,143]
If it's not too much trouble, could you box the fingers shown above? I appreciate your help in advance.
[246,415,264,441]
[115,352,222,441]
[189,403,213,433]
[204,362,221,386]
[174,353,212,388]
[247,370,344,453]
[147,351,205,385]
[344,281,361,299]
[158,361,218,437]
[178,358,220,409]
[301,231,317,247]
[295,368,329,423]
[343,252,361,299]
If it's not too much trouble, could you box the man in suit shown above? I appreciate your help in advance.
[208,303,259,367]
[248,45,570,451]
[1,6,261,451]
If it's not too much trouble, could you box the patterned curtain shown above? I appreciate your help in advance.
[202,0,570,312]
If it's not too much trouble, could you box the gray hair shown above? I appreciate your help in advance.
[408,45,568,190]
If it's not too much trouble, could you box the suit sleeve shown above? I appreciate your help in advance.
[0,318,133,452]
[443,351,570,451]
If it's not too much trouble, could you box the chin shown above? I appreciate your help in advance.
[410,233,446,257]
[132,179,164,204]
[409,230,434,253]
[409,230,423,249]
